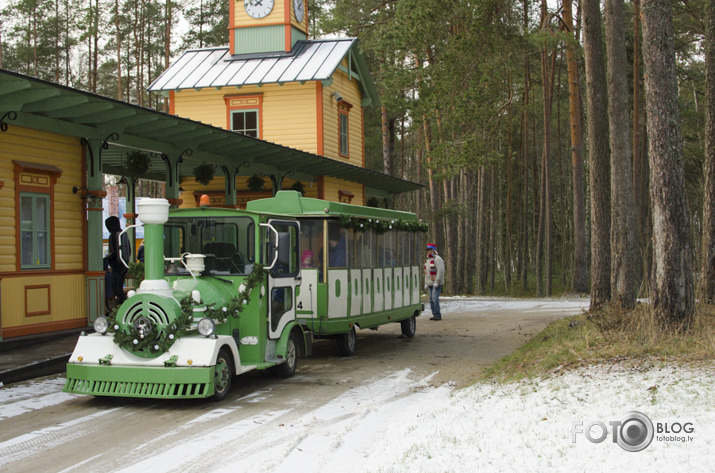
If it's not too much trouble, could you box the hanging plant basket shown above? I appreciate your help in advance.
[193,164,215,186]
[290,181,305,195]
[247,174,265,192]
[125,151,151,178]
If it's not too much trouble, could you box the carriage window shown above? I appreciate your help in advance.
[382,231,395,267]
[362,230,375,268]
[325,220,347,268]
[299,219,323,281]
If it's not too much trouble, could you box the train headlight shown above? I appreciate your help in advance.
[94,316,109,335]
[197,317,216,337]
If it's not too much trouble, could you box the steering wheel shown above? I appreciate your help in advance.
[230,253,245,273]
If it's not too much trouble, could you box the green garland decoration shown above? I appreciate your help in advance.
[338,214,428,234]
[125,151,151,177]
[106,264,266,354]
[247,174,265,192]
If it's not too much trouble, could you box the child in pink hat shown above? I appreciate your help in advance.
[301,250,315,268]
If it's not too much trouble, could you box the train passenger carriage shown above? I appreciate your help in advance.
[64,191,424,400]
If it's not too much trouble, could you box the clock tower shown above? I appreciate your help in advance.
[230,0,309,55]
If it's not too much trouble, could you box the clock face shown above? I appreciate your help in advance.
[293,0,304,23]
[244,0,274,19]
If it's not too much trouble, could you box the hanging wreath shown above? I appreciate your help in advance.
[193,164,215,186]
[247,174,265,192]
[125,151,151,177]
[290,181,305,195]
[106,264,266,354]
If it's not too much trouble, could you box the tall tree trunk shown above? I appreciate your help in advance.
[490,165,497,291]
[605,0,636,308]
[382,103,391,175]
[115,0,123,101]
[54,0,60,81]
[702,0,715,304]
[641,0,695,326]
[632,0,642,222]
[537,0,553,297]
[93,0,98,92]
[563,0,587,293]
[164,0,172,112]
[423,115,441,242]
[458,168,467,294]
[505,76,514,290]
[583,0,611,309]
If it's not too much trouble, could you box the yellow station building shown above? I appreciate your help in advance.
[0,1,418,341]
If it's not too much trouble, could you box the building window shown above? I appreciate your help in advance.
[231,109,259,137]
[339,112,349,156]
[337,100,353,158]
[20,192,51,269]
[14,160,61,272]
[225,95,262,138]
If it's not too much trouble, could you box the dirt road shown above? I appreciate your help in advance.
[0,298,588,473]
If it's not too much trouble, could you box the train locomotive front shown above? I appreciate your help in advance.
[63,198,298,401]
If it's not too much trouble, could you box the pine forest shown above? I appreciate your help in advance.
[1,0,713,327]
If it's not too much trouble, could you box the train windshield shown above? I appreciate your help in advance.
[163,216,255,276]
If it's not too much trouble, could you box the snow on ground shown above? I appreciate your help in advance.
[440,295,591,314]
[1,298,712,472]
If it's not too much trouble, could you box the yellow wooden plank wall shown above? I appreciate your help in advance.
[178,176,319,208]
[323,65,364,167]
[1,274,87,327]
[322,177,364,206]
[0,126,84,272]
[233,0,288,27]
[173,83,318,154]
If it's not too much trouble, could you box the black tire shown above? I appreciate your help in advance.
[337,325,357,356]
[275,332,299,378]
[211,347,234,401]
[401,316,417,338]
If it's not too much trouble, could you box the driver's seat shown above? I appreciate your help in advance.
[202,242,236,272]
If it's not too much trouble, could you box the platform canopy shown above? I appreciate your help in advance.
[0,68,420,197]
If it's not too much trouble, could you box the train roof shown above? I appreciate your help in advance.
[247,191,419,221]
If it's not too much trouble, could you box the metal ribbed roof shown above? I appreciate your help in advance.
[149,39,355,92]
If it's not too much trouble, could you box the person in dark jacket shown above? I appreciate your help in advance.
[105,216,130,304]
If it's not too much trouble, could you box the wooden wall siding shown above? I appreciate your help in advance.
[25,284,51,316]
[231,0,288,27]
[322,65,364,167]
[173,84,318,154]
[1,273,87,329]
[178,176,320,208]
[0,127,84,272]
[322,176,364,206]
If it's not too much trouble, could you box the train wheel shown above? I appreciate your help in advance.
[211,347,233,401]
[337,325,357,356]
[401,316,417,338]
[275,332,298,378]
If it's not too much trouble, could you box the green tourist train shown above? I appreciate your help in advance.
[64,191,425,400]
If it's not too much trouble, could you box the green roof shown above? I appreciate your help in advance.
[0,68,416,196]
[247,191,418,220]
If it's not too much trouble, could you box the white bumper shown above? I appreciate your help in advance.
[68,333,240,369]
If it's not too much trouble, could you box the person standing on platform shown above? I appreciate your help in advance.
[424,243,445,321]
[105,216,131,305]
